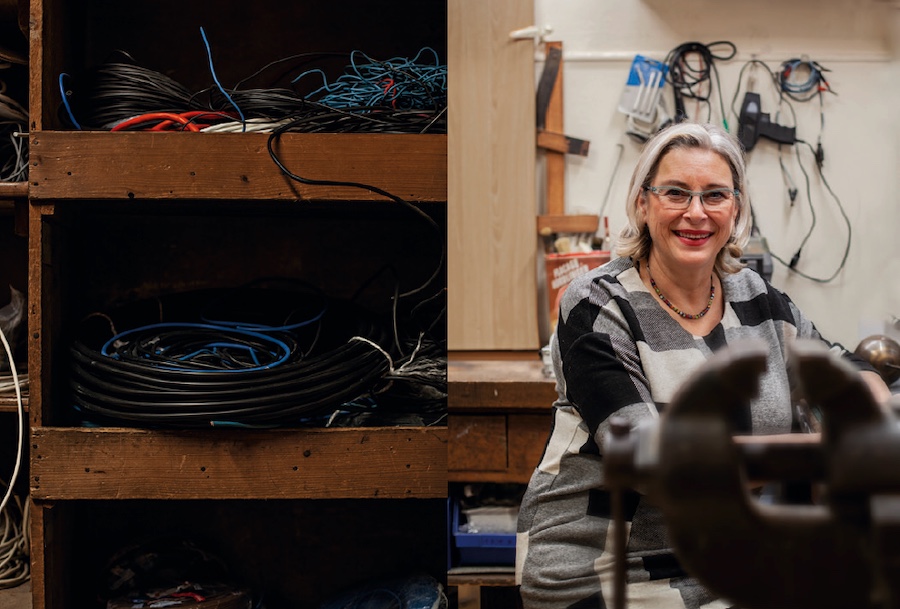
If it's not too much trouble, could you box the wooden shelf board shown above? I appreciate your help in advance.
[31,425,448,500]
[448,352,556,411]
[29,131,447,202]
[0,394,27,413]
[448,569,516,587]
[0,182,27,201]
[537,213,599,236]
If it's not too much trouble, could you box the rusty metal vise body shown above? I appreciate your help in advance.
[605,339,900,609]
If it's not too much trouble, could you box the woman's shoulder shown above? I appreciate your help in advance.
[723,266,778,301]
[562,256,637,303]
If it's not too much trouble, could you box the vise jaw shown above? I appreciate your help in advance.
[605,340,900,609]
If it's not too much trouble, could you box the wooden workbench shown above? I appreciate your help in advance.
[448,351,557,484]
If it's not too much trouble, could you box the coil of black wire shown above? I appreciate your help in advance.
[68,286,398,428]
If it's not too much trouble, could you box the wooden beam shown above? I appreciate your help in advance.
[536,213,599,236]
[29,132,447,202]
[537,129,590,156]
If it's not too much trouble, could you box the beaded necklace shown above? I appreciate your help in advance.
[647,262,715,320]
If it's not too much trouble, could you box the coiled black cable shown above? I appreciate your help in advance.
[65,60,204,129]
[70,338,391,425]
[665,41,736,124]
[68,288,399,427]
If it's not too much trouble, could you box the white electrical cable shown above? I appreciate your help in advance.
[0,374,26,393]
[0,323,27,589]
[200,118,292,133]
[0,494,28,588]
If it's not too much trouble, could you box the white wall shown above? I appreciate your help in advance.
[534,0,900,348]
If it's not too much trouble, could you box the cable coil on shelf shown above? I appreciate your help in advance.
[68,287,403,427]
[60,43,447,134]
[0,494,28,590]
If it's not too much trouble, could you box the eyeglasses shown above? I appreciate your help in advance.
[644,185,739,210]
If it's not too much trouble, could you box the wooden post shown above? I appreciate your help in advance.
[535,40,597,237]
[544,40,566,217]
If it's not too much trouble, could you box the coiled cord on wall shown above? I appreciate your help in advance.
[665,40,736,126]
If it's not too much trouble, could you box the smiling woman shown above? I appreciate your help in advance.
[515,121,891,609]
[638,145,737,331]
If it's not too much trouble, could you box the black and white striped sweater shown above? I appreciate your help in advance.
[516,255,871,609]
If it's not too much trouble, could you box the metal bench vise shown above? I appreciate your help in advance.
[605,340,900,609]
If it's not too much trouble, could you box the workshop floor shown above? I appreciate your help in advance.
[0,580,31,608]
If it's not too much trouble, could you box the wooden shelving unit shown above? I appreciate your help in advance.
[448,352,555,484]
[25,1,449,607]
[447,352,555,604]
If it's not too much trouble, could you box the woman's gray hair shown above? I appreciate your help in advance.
[615,122,751,274]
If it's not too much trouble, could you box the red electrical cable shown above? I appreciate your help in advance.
[111,112,201,132]
[111,111,238,132]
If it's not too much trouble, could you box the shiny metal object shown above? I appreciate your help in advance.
[606,340,900,609]
[855,334,900,385]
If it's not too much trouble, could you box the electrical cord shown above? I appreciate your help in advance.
[266,120,445,301]
[60,60,204,129]
[0,494,28,589]
[729,60,802,204]
[766,138,851,283]
[730,59,848,282]
[59,45,447,134]
[778,58,835,102]
[110,111,239,132]
[0,323,27,590]
[70,337,392,425]
[294,48,446,112]
[231,51,351,91]
[664,41,736,128]
[99,322,296,371]
[67,287,437,427]
[0,124,27,182]
[729,59,785,124]
[779,57,831,169]
[199,27,245,129]
[0,324,23,515]
[0,76,28,182]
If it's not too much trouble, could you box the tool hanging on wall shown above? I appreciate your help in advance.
[737,91,796,151]
[617,55,672,142]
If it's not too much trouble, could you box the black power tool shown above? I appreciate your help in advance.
[737,92,796,151]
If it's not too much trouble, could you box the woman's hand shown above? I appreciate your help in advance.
[860,369,892,409]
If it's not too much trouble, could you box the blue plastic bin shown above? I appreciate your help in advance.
[451,501,517,566]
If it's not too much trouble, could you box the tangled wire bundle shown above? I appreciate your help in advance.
[68,288,401,427]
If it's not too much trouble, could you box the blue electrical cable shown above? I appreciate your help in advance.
[779,58,834,101]
[295,48,446,111]
[100,322,292,372]
[58,73,82,129]
[199,26,246,130]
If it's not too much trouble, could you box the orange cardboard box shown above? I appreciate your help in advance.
[545,250,611,333]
